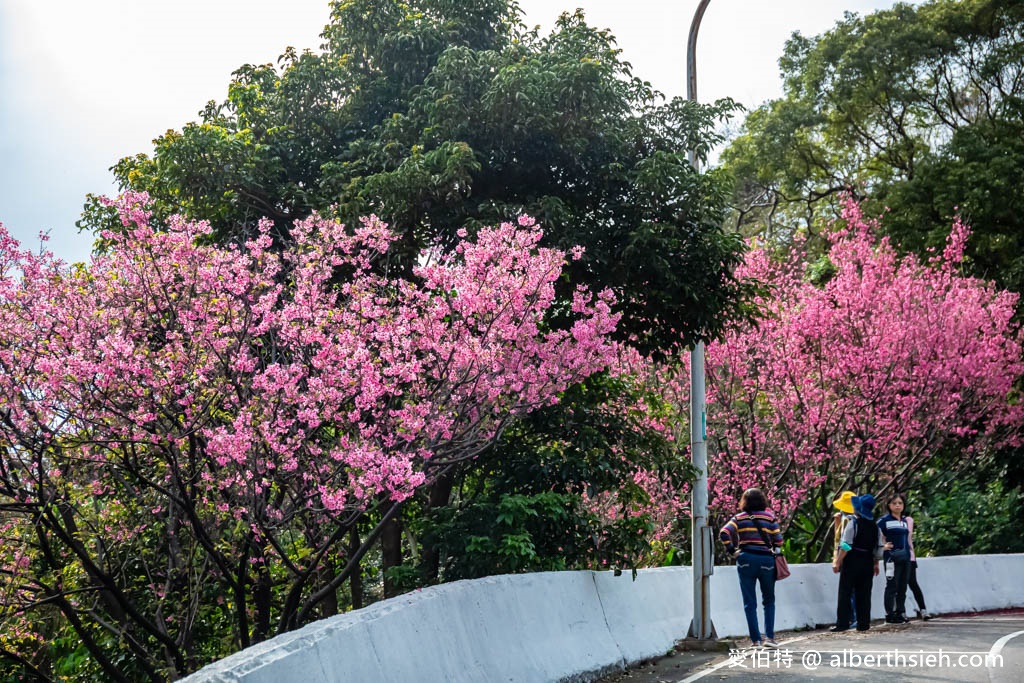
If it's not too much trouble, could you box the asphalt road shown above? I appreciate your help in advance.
[600,613,1024,682]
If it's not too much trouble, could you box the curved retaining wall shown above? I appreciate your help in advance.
[182,554,1024,682]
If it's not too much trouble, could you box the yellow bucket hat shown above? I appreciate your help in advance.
[832,491,856,514]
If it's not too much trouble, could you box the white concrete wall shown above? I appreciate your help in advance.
[182,554,1024,683]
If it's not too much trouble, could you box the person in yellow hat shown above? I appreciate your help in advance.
[832,491,858,628]
[832,494,890,632]
[832,491,857,551]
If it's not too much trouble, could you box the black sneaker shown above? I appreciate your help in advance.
[829,625,850,632]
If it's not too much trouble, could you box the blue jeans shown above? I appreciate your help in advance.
[736,551,776,642]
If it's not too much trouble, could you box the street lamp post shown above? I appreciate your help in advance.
[685,0,715,643]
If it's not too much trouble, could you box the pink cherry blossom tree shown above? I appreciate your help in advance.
[703,198,1024,559]
[0,193,620,680]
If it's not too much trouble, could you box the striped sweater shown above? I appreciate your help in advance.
[720,510,784,555]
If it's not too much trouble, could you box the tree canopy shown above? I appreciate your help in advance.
[82,0,751,357]
[722,0,1024,296]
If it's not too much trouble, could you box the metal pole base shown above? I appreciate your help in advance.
[678,626,723,652]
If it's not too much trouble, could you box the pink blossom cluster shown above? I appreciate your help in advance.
[702,198,1024,522]
[0,194,619,581]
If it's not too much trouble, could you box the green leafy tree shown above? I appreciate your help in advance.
[722,0,1024,295]
[912,474,1024,557]
[415,372,693,584]
[82,0,750,357]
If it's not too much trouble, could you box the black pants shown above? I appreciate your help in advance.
[884,558,911,618]
[908,560,926,610]
[837,551,874,630]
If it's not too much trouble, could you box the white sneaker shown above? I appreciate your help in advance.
[920,609,931,620]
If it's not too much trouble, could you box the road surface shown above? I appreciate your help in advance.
[600,613,1024,682]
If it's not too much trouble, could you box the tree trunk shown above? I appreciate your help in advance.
[254,564,272,643]
[420,470,457,583]
[380,515,403,598]
[349,528,364,610]
[318,562,339,618]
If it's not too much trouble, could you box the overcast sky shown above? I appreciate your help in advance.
[0,0,916,264]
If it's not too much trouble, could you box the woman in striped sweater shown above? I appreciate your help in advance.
[720,488,785,648]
